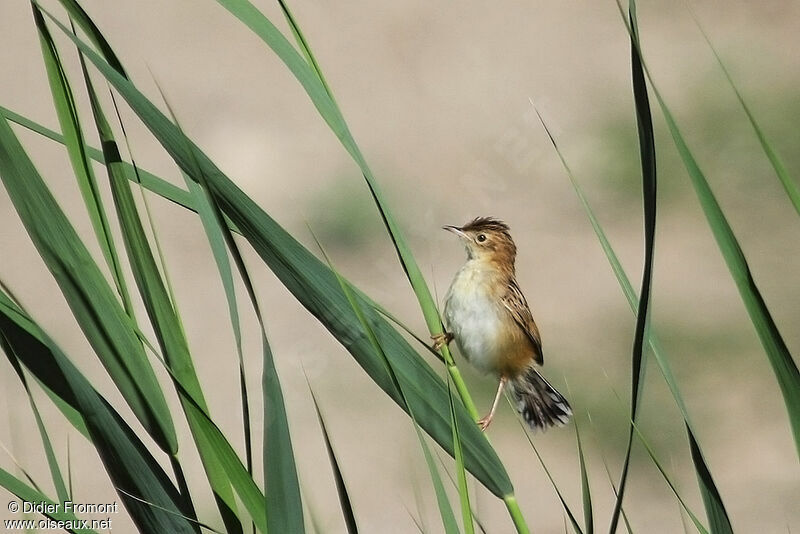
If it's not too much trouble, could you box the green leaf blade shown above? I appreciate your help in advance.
[0,112,177,454]
[78,57,245,533]
[32,6,133,314]
[608,3,658,531]
[50,13,515,501]
[622,0,800,462]
[308,386,359,534]
[0,291,195,533]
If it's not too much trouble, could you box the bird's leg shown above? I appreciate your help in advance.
[431,331,454,351]
[478,376,508,431]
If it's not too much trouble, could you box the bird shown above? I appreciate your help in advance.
[433,216,571,431]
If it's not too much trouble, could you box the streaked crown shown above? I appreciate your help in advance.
[445,216,517,265]
[460,216,511,236]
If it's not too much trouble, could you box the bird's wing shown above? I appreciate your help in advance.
[501,278,543,365]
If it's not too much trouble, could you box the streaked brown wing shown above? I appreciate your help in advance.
[501,278,543,365]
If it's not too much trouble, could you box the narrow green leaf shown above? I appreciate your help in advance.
[307,384,358,534]
[0,113,177,454]
[513,409,583,534]
[47,11,514,502]
[432,452,490,534]
[36,376,90,440]
[155,91,301,533]
[622,0,800,461]
[262,328,305,534]
[447,379,474,534]
[405,503,427,534]
[214,0,486,432]
[184,174,253,469]
[66,435,73,499]
[608,4,658,531]
[0,291,195,533]
[537,106,734,534]
[32,5,133,314]
[0,102,237,232]
[415,432,461,534]
[599,455,634,534]
[0,280,89,442]
[226,1,526,527]
[54,0,128,78]
[687,8,800,217]
[1,338,69,504]
[99,300,270,533]
[275,0,339,108]
[687,428,733,534]
[310,232,458,534]
[631,424,710,534]
[114,488,227,534]
[76,50,244,534]
[575,424,593,534]
[0,466,96,534]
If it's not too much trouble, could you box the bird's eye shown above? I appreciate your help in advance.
[476,234,487,243]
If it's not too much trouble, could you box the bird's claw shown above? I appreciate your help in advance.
[431,332,454,351]
[477,415,492,431]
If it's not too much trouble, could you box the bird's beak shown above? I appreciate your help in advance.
[443,225,468,239]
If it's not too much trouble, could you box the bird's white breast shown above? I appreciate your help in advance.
[443,261,504,374]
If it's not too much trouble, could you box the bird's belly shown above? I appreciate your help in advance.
[445,290,505,374]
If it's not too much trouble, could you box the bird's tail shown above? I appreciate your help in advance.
[508,367,572,431]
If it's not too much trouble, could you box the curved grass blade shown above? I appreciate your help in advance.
[190,182,301,534]
[0,292,196,533]
[0,290,91,440]
[261,329,304,534]
[534,100,734,534]
[31,5,133,314]
[75,51,244,534]
[47,11,515,503]
[687,428,732,534]
[513,412,583,534]
[433,452,489,534]
[178,0,526,526]
[156,93,302,534]
[115,488,226,534]
[1,338,69,504]
[307,382,359,534]
[0,103,226,231]
[630,424,710,534]
[607,3,658,531]
[575,424,593,534]
[184,173,253,466]
[598,455,633,534]
[686,7,800,217]
[0,466,96,534]
[0,113,177,455]
[216,0,484,437]
[314,237,459,534]
[276,0,338,109]
[447,378,474,534]
[435,451,491,534]
[405,503,427,534]
[620,0,800,462]
[98,291,269,533]
[53,0,128,78]
[0,282,88,444]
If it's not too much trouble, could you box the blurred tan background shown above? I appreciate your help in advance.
[1,0,799,532]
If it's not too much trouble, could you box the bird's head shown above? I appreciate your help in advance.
[443,217,517,264]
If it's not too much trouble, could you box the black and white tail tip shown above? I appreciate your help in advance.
[510,367,572,431]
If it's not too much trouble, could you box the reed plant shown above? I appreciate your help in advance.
[0,1,797,532]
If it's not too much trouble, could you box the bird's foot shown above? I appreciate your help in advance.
[431,332,454,351]
[477,414,494,431]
